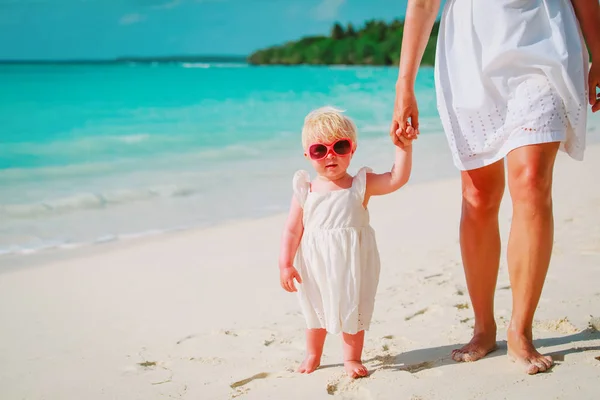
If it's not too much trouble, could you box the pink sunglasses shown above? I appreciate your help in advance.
[307,139,353,161]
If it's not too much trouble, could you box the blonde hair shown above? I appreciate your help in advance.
[301,106,357,149]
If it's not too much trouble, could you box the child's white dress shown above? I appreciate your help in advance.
[293,167,380,335]
[435,0,589,171]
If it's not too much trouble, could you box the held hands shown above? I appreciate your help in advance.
[390,88,420,146]
[394,126,416,148]
[280,265,302,292]
[590,61,600,113]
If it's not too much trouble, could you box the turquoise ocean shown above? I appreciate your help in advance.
[1,63,597,256]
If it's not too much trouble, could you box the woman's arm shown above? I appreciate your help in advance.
[570,0,600,111]
[390,0,441,141]
[397,0,442,89]
[570,0,600,58]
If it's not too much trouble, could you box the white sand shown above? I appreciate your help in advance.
[1,144,599,400]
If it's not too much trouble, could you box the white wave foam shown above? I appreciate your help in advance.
[3,239,66,256]
[115,134,150,144]
[0,184,201,219]
[182,63,210,69]
[0,226,191,258]
[180,62,247,69]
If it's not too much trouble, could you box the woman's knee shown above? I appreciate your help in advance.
[461,164,505,216]
[507,143,558,206]
[462,182,504,216]
[509,167,552,205]
[508,162,554,207]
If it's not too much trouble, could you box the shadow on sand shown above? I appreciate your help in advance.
[359,328,600,374]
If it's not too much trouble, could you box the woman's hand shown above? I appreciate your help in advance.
[589,61,600,113]
[390,86,420,146]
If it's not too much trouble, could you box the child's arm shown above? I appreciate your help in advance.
[278,196,304,292]
[365,137,413,198]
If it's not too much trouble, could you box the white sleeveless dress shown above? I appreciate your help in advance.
[292,167,380,335]
[435,0,589,171]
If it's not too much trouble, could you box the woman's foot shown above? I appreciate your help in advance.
[451,330,497,362]
[507,330,553,374]
[297,354,321,374]
[344,360,368,378]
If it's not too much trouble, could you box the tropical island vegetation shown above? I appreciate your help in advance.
[248,19,440,66]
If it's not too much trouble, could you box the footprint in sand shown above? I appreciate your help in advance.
[229,372,271,399]
[230,372,270,389]
[138,360,158,368]
[405,307,429,321]
[128,360,174,386]
[324,373,370,398]
[533,317,579,334]
[176,334,198,345]
[176,331,237,345]
[326,381,339,395]
[400,361,434,373]
[230,387,249,399]
[187,356,224,365]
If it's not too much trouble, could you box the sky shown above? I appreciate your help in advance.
[0,0,445,60]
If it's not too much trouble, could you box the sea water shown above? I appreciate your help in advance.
[1,63,596,256]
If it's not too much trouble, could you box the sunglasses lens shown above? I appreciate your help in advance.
[309,144,327,160]
[333,139,352,155]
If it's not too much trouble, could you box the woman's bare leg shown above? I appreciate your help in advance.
[452,159,505,362]
[505,142,558,374]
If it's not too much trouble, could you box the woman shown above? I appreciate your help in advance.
[391,0,600,375]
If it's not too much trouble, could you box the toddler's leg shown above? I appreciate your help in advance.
[298,328,326,374]
[342,330,368,378]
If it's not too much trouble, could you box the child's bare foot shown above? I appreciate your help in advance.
[298,329,326,374]
[297,354,321,374]
[344,360,368,378]
[342,330,367,378]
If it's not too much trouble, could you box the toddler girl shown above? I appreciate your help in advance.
[278,106,413,378]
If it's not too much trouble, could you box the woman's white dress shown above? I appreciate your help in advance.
[293,167,380,335]
[435,0,589,170]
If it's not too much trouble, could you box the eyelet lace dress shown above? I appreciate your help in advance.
[292,167,381,335]
[435,0,589,170]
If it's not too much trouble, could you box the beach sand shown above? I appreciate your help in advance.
[1,144,599,400]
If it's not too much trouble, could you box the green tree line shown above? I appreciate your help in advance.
[247,19,440,66]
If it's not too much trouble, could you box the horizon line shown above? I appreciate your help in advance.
[0,54,249,64]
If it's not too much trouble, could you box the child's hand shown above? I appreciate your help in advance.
[394,125,416,148]
[280,266,302,292]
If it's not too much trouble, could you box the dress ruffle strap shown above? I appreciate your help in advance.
[292,170,311,207]
[354,167,373,201]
